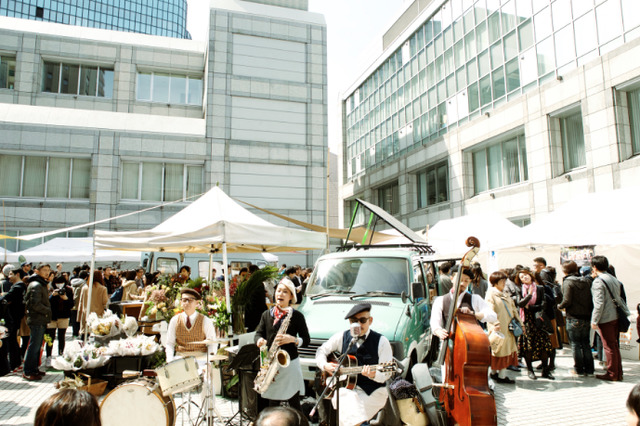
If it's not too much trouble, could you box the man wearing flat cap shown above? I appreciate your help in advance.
[165,288,216,362]
[316,303,393,426]
[430,264,497,341]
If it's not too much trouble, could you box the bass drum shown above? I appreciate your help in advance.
[100,379,175,426]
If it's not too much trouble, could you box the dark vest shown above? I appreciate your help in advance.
[341,329,384,395]
[441,292,473,326]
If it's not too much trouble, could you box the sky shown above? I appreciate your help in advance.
[186,0,406,152]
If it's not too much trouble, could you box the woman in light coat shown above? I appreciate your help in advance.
[485,270,523,384]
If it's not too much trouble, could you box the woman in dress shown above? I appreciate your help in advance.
[255,278,310,411]
[485,270,523,384]
[515,269,553,380]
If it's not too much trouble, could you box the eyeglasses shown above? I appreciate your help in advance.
[181,298,196,303]
[349,316,370,324]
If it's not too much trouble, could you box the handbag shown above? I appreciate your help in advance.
[534,311,554,334]
[601,276,631,333]
[501,299,523,337]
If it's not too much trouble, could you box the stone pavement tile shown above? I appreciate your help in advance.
[494,348,640,425]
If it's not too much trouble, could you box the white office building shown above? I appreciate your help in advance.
[341,0,640,231]
[0,0,327,267]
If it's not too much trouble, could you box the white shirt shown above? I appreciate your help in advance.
[316,329,393,384]
[165,311,216,362]
[430,291,497,334]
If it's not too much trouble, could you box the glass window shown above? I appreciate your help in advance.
[480,74,492,106]
[468,81,479,112]
[22,157,47,197]
[488,12,501,44]
[559,111,585,171]
[417,161,448,208]
[137,72,152,100]
[536,37,555,77]
[98,68,114,98]
[0,154,21,196]
[596,0,622,45]
[42,62,60,93]
[0,56,16,90]
[627,88,640,155]
[122,162,203,201]
[153,73,170,103]
[472,134,528,194]
[122,162,140,199]
[504,31,518,60]
[492,66,506,100]
[552,0,572,31]
[47,157,71,198]
[554,25,575,67]
[79,66,98,96]
[518,19,534,51]
[572,0,593,18]
[169,75,186,104]
[534,7,553,41]
[621,0,640,32]
[60,63,79,94]
[377,182,399,215]
[505,58,520,92]
[70,158,91,199]
[501,1,516,34]
[574,12,597,57]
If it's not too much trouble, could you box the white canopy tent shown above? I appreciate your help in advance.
[424,212,526,271]
[4,237,140,264]
[94,186,328,323]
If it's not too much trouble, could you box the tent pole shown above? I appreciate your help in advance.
[208,248,213,283]
[83,232,97,344]
[222,242,231,336]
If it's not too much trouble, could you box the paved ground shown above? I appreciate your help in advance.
[0,347,637,425]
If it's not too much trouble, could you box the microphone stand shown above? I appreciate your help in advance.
[311,334,360,425]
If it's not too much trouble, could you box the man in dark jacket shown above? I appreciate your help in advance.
[558,260,594,376]
[22,263,52,381]
[0,268,28,371]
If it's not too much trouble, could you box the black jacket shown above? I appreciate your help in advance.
[254,308,310,361]
[49,285,74,321]
[516,285,546,312]
[24,275,52,326]
[558,274,593,321]
[0,281,27,327]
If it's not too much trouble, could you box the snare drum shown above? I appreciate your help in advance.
[100,379,175,426]
[156,356,201,396]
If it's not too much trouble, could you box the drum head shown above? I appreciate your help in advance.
[101,380,174,426]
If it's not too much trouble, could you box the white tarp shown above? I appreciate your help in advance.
[426,211,525,260]
[94,186,327,253]
[4,237,140,264]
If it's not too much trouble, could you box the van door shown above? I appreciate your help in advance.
[411,261,431,363]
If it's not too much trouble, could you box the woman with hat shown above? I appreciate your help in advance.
[255,277,310,412]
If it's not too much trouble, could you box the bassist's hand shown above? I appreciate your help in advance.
[434,328,449,340]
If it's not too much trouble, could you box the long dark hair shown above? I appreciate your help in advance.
[34,389,101,426]
[627,384,640,426]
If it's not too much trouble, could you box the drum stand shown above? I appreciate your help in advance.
[174,352,222,426]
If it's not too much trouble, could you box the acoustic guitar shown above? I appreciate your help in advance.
[319,353,398,398]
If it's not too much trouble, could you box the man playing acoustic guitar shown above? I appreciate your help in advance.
[315,303,393,426]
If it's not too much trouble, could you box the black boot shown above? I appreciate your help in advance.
[527,368,537,380]
[548,350,556,371]
[542,368,555,380]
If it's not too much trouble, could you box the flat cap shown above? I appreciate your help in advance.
[180,287,202,300]
[345,303,372,319]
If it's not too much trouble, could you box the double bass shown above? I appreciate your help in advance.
[436,237,496,426]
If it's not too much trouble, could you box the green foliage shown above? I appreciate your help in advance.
[232,266,279,306]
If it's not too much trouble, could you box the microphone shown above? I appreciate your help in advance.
[350,322,361,339]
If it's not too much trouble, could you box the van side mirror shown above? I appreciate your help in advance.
[401,291,410,304]
[411,282,425,301]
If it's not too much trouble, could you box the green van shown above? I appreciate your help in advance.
[296,246,439,381]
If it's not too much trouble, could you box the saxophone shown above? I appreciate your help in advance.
[254,307,293,394]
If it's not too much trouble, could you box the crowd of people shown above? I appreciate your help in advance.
[434,255,633,383]
[0,253,637,425]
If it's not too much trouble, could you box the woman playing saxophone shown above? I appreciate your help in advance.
[255,278,310,411]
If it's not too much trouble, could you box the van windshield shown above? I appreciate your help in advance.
[307,257,410,295]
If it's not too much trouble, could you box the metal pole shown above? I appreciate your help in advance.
[326,147,330,254]
[222,242,231,336]
[83,231,97,344]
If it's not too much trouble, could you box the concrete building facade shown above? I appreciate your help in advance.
[341,0,640,232]
[0,0,327,267]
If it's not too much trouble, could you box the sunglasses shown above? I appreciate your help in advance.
[349,316,370,324]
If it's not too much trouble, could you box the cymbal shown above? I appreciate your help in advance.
[192,338,231,345]
[209,354,228,361]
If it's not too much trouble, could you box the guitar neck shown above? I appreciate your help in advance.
[338,363,385,375]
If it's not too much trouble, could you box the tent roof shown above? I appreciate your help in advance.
[426,211,524,258]
[5,237,140,263]
[95,186,327,253]
[504,187,640,247]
